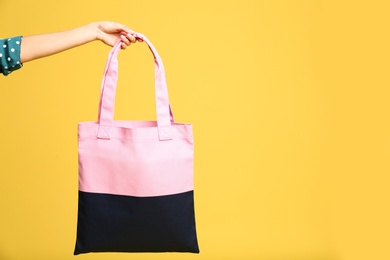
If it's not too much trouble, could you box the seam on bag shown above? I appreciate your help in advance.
[78,136,193,142]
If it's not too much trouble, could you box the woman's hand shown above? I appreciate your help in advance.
[94,21,142,49]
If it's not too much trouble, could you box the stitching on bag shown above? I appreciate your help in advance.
[160,129,170,139]
[98,126,110,138]
[159,126,172,140]
[79,136,193,142]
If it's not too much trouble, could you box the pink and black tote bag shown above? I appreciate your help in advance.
[74,33,199,254]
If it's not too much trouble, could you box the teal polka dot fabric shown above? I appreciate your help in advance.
[0,36,23,76]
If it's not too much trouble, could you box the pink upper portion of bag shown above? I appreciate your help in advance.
[78,34,194,197]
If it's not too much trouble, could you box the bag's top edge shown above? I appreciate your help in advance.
[78,121,193,141]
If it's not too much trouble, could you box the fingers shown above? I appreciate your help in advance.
[119,32,142,49]
[121,42,128,50]
[96,21,143,49]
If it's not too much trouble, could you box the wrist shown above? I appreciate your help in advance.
[86,22,100,42]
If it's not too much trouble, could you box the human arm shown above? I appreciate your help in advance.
[20,21,139,63]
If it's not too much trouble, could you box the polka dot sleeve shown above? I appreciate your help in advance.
[0,36,23,76]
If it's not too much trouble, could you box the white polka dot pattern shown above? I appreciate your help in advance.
[0,36,23,76]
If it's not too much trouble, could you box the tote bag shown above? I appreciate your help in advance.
[74,33,199,254]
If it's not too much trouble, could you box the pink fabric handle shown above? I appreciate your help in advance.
[97,33,173,141]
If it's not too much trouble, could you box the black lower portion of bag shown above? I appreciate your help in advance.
[74,190,199,254]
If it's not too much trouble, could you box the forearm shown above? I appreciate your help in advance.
[20,23,97,63]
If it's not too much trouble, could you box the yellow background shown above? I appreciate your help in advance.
[1,0,389,259]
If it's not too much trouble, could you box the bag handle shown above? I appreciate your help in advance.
[97,33,174,141]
